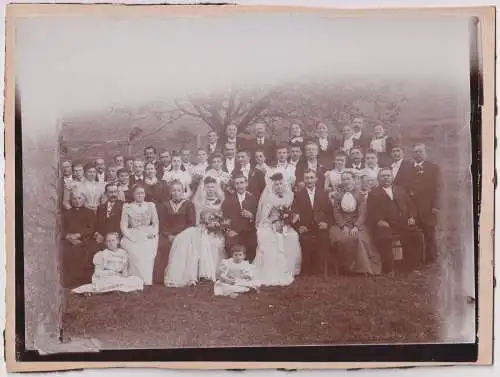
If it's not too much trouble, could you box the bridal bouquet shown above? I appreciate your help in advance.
[206,212,230,236]
[272,205,295,233]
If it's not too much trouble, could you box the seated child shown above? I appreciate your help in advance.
[72,232,144,294]
[214,244,260,298]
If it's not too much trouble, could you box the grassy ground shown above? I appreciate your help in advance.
[63,265,440,349]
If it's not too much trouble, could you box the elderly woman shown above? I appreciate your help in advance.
[120,184,159,285]
[329,171,381,276]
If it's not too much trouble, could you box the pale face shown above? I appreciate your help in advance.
[232,251,245,263]
[160,152,171,166]
[234,177,248,193]
[365,154,378,168]
[95,159,105,173]
[305,144,319,160]
[133,187,146,202]
[350,149,363,163]
[352,117,364,133]
[413,145,427,163]
[62,161,72,176]
[170,183,184,201]
[304,172,317,189]
[316,123,328,138]
[145,164,156,179]
[105,234,119,251]
[226,124,238,139]
[343,125,354,139]
[181,150,191,163]
[205,182,217,198]
[107,166,118,180]
[255,123,266,137]
[144,148,156,162]
[210,157,223,171]
[106,184,118,202]
[272,180,285,196]
[115,156,124,167]
[171,156,182,170]
[290,123,302,138]
[276,148,288,163]
[254,152,266,165]
[85,167,97,181]
[391,147,404,161]
[341,173,355,192]
[208,131,218,144]
[373,125,385,138]
[118,171,129,185]
[125,159,134,172]
[237,152,250,166]
[197,150,208,164]
[133,161,144,176]
[378,169,394,187]
[290,147,302,161]
[334,156,347,170]
[71,193,85,208]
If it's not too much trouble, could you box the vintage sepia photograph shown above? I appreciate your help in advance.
[3,3,495,371]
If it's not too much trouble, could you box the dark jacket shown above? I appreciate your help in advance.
[95,200,124,238]
[222,191,258,235]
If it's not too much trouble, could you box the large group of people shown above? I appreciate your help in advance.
[62,116,441,297]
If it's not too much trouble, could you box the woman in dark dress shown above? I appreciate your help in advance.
[143,162,170,205]
[152,180,196,284]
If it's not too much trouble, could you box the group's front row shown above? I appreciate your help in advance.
[67,166,427,298]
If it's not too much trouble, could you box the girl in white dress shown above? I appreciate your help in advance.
[253,173,301,286]
[162,153,192,199]
[120,184,159,285]
[72,232,144,294]
[214,244,260,298]
[164,205,226,287]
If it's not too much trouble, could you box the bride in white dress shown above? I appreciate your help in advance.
[253,172,302,286]
[164,176,226,287]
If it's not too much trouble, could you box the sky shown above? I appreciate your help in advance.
[14,11,472,135]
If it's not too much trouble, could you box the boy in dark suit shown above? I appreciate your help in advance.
[292,169,332,275]
[222,173,259,261]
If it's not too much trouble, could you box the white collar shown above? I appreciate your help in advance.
[414,161,424,167]
[393,159,403,166]
[353,131,362,139]
[241,163,251,171]
[237,191,246,199]
[306,186,316,194]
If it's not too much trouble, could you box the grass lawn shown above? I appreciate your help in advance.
[62,265,441,349]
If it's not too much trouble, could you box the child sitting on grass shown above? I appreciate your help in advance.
[72,232,144,295]
[214,244,260,298]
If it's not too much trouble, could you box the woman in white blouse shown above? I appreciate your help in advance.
[162,153,192,199]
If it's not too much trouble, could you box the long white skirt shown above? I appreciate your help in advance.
[120,227,158,285]
[72,274,144,294]
[164,227,224,287]
[214,278,260,297]
[253,225,301,286]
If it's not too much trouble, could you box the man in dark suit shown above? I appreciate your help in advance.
[157,150,172,181]
[233,149,266,200]
[129,159,145,186]
[366,168,421,275]
[94,182,124,244]
[222,142,238,176]
[351,116,370,152]
[292,169,332,275]
[144,145,162,171]
[295,141,327,191]
[346,146,364,171]
[62,190,98,288]
[409,143,441,264]
[390,145,413,192]
[222,173,259,261]
[220,123,245,151]
[60,160,73,208]
[314,121,339,168]
[206,130,223,155]
[95,158,107,183]
[246,122,276,163]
